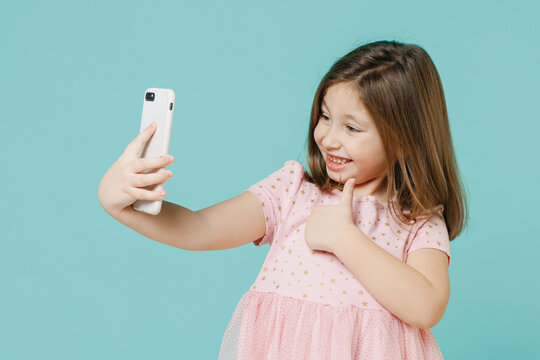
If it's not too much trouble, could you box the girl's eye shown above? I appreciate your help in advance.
[320,114,361,133]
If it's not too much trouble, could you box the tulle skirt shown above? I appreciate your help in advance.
[218,290,444,360]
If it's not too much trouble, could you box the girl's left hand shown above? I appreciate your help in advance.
[304,177,357,254]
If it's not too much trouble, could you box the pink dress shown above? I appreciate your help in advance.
[218,160,451,360]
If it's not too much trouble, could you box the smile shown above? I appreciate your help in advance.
[326,154,352,170]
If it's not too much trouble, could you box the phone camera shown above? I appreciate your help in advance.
[145,92,155,101]
[169,102,173,110]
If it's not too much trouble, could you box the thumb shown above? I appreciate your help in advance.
[339,177,355,207]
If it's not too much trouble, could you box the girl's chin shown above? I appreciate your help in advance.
[327,170,351,183]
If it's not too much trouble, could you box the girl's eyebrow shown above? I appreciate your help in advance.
[322,101,368,125]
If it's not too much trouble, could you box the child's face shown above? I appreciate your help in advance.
[314,82,388,199]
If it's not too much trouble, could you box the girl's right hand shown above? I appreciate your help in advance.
[98,122,175,216]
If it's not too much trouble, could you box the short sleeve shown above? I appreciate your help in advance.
[244,160,304,246]
[405,205,451,267]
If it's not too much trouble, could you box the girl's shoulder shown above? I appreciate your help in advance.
[267,160,306,185]
[283,159,305,172]
[245,160,307,247]
[246,159,306,199]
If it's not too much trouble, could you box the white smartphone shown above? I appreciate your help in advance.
[132,87,175,215]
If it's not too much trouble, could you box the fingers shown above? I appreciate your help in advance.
[132,168,173,188]
[126,122,157,156]
[128,186,168,201]
[132,154,174,174]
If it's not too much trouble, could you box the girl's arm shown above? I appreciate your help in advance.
[99,122,266,252]
[333,225,450,329]
[109,191,266,252]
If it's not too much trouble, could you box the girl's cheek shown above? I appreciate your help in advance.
[314,126,326,145]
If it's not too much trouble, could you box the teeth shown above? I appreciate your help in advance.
[330,156,350,164]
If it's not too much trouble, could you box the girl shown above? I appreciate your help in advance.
[98,40,468,359]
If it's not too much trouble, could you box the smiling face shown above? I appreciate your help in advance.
[314,81,389,201]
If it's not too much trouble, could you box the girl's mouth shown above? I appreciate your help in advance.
[326,154,352,171]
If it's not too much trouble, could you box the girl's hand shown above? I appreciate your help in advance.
[304,177,357,253]
[98,122,175,216]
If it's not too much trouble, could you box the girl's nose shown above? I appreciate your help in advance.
[322,126,341,149]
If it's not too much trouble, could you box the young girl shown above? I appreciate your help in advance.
[98,40,467,359]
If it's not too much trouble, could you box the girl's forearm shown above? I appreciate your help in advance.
[108,201,211,251]
[332,225,439,329]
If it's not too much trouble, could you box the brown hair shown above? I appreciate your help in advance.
[302,40,469,241]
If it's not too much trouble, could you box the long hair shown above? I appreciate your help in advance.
[303,40,469,241]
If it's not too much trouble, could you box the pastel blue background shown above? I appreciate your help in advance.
[1,0,538,358]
